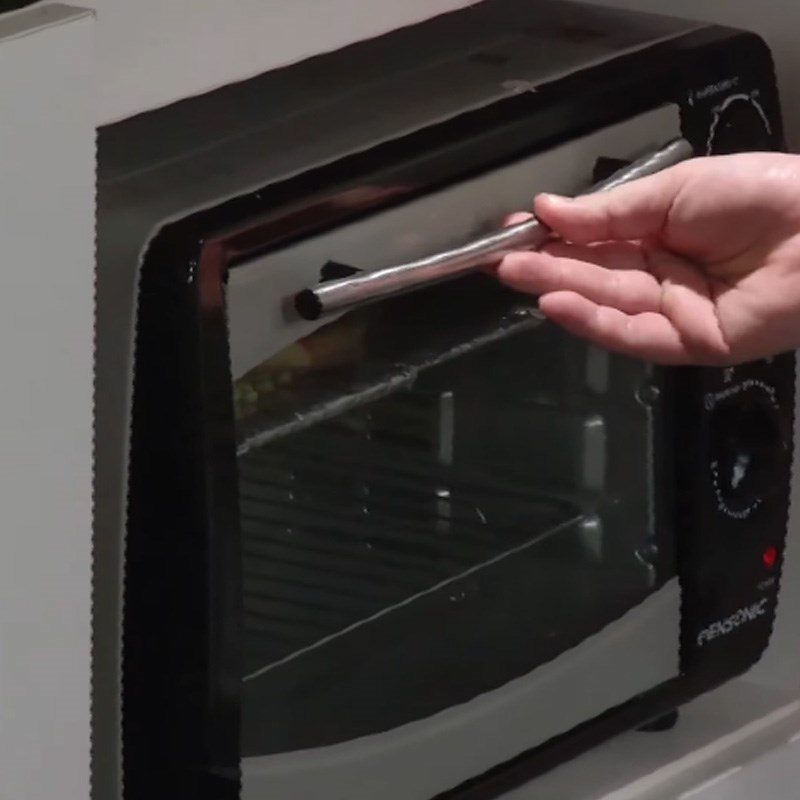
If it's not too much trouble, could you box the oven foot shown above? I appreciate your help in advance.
[637,709,679,732]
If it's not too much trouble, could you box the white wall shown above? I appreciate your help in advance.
[580,0,800,150]
[27,0,478,124]
[19,1,795,136]
[0,6,95,799]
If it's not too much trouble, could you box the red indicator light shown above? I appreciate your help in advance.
[763,546,778,569]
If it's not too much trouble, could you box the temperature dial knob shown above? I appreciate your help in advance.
[708,383,785,519]
[707,94,773,155]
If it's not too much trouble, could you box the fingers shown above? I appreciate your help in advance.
[538,291,691,364]
[496,241,662,315]
[495,242,732,364]
[504,211,534,226]
[533,164,686,245]
[482,212,538,275]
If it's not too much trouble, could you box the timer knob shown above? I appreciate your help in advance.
[708,384,785,518]
[707,94,773,155]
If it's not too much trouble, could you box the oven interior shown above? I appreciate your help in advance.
[232,273,674,755]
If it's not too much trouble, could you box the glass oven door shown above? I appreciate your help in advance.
[226,106,682,800]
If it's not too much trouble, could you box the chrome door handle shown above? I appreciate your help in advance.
[295,137,694,321]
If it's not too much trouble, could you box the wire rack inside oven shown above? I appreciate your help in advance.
[239,392,582,678]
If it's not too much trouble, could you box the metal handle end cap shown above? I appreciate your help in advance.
[295,289,323,321]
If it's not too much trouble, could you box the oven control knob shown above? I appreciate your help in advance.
[707,384,784,519]
[707,94,773,155]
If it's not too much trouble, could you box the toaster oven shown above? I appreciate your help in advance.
[93,1,795,799]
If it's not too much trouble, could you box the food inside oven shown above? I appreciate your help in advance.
[233,273,672,755]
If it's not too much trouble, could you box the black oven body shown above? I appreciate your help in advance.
[114,2,795,798]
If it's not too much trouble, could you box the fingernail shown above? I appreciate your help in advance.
[538,193,571,205]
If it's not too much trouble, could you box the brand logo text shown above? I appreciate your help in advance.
[696,598,769,647]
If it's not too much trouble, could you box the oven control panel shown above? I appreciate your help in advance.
[678,352,794,673]
[673,34,795,675]
[706,376,786,520]
[705,91,773,155]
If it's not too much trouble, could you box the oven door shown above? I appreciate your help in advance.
[226,105,682,800]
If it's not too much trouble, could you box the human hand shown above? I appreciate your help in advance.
[494,153,800,365]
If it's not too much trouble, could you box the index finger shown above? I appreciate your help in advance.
[534,164,687,245]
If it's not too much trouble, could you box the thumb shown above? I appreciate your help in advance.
[533,165,686,245]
